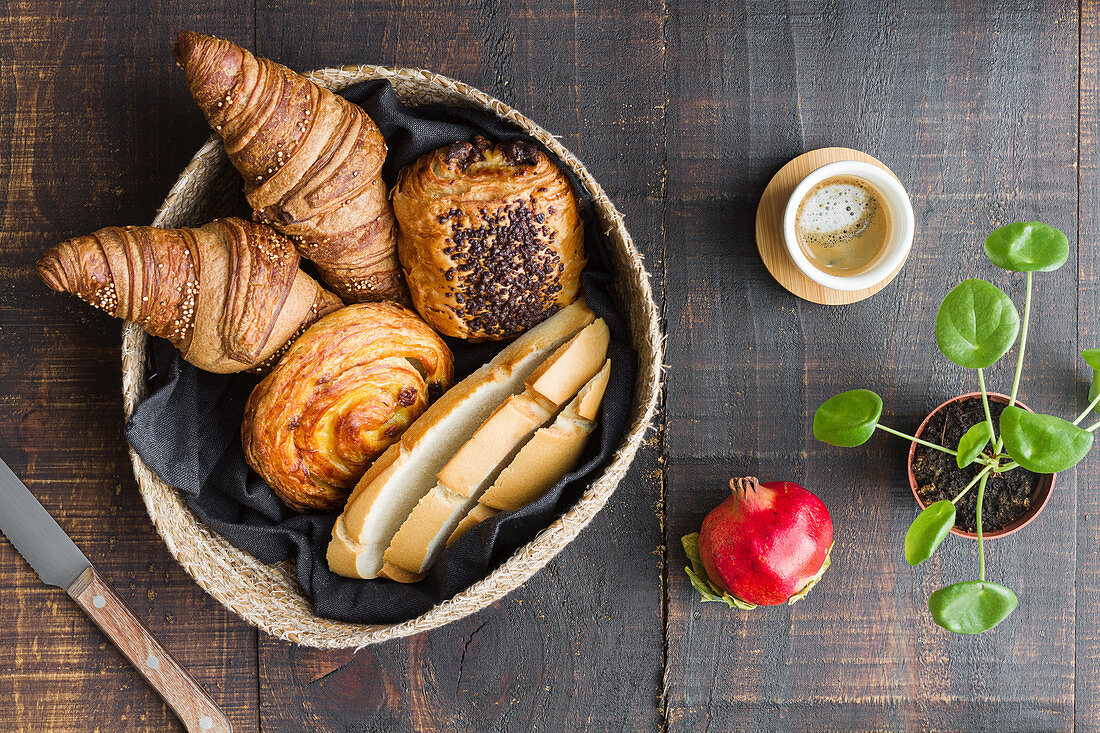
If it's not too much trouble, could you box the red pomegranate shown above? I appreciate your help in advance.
[698,477,833,606]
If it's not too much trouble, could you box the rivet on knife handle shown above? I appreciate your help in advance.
[68,567,233,733]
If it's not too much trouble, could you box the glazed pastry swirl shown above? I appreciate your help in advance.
[393,136,585,341]
[242,302,453,511]
[36,218,343,373]
[173,31,404,303]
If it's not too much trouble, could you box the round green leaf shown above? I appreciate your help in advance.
[813,390,883,447]
[1082,348,1100,372]
[984,221,1069,272]
[935,279,1020,369]
[1000,405,1094,474]
[956,422,993,468]
[905,500,956,566]
[1084,349,1100,416]
[929,581,1018,634]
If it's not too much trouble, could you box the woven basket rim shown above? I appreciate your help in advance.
[121,63,664,648]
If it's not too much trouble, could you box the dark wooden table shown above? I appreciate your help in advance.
[1,1,1095,730]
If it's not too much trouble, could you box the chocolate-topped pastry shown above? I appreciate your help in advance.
[392,136,585,341]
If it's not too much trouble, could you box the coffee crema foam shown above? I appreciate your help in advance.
[794,175,891,276]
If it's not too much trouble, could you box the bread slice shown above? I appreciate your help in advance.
[378,485,465,581]
[381,321,611,580]
[479,359,611,512]
[438,319,611,499]
[327,301,595,579]
[447,503,499,546]
[523,318,611,405]
[327,516,371,578]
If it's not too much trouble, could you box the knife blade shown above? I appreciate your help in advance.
[0,455,232,733]
[0,456,90,588]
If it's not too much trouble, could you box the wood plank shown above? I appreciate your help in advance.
[0,3,259,731]
[1078,4,1100,731]
[251,1,667,730]
[663,2,1078,730]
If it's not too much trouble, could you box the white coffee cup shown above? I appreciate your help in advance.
[782,160,914,292]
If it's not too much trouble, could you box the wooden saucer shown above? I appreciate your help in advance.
[755,147,909,305]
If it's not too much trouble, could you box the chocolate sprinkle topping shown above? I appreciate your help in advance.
[446,196,564,338]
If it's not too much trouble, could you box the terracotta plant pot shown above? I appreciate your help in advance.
[907,392,1055,540]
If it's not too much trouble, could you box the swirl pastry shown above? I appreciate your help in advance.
[37,218,342,373]
[393,136,585,341]
[173,31,404,303]
[242,302,453,511]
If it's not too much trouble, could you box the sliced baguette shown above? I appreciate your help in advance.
[523,318,611,405]
[447,503,499,546]
[327,301,596,580]
[327,516,371,578]
[381,321,611,579]
[479,359,611,512]
[438,319,611,499]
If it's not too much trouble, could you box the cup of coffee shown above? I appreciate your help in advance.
[782,160,914,292]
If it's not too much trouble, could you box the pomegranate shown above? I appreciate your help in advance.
[686,477,833,607]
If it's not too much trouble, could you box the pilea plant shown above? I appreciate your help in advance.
[813,221,1097,635]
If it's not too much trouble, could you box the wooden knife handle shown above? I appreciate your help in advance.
[67,567,233,733]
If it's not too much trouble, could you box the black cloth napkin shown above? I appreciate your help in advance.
[126,80,636,624]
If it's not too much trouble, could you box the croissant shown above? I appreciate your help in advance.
[172,31,404,303]
[241,302,453,511]
[393,135,585,341]
[37,218,343,374]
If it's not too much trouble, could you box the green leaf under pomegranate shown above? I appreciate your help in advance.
[681,533,755,610]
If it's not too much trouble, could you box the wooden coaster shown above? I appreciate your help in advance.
[755,147,909,305]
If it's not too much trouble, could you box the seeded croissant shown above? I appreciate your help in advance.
[242,302,453,511]
[172,31,405,303]
[37,218,343,374]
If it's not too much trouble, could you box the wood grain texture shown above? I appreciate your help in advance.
[1078,4,1100,731]
[4,0,1098,730]
[0,2,260,732]
[68,567,232,733]
[664,1,1078,731]
[250,1,666,731]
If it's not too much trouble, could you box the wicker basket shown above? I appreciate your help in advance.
[121,65,663,648]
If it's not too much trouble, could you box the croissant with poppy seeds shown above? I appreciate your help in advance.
[37,218,343,374]
[172,31,404,303]
[242,302,453,511]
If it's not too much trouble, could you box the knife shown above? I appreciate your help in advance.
[0,456,232,732]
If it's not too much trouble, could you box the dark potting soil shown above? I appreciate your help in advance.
[911,397,1042,533]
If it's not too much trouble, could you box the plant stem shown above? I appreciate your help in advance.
[1088,419,1100,433]
[1009,271,1033,408]
[978,368,998,445]
[951,465,995,504]
[976,473,990,583]
[1074,390,1100,425]
[876,424,958,455]
[994,461,1019,473]
[994,271,1033,454]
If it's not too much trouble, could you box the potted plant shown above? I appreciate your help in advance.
[813,221,1098,635]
